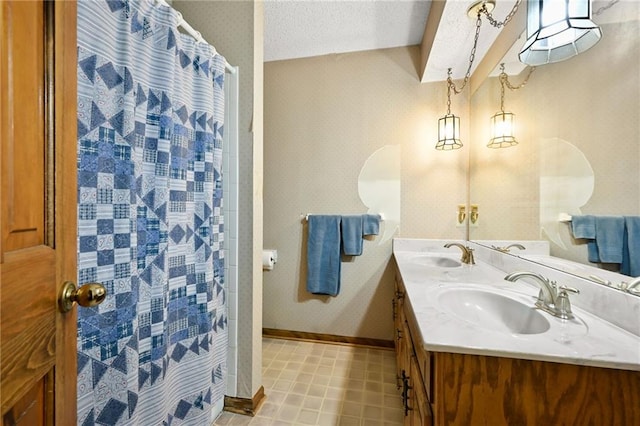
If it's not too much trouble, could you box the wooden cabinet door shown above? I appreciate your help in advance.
[393,281,405,387]
[1,1,78,424]
[409,354,432,426]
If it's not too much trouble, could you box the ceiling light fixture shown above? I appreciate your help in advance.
[487,63,535,148]
[519,0,602,66]
[436,1,524,151]
[436,69,462,150]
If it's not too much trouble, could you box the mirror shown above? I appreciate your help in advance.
[468,2,639,285]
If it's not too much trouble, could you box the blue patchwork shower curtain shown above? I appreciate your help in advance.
[76,1,226,424]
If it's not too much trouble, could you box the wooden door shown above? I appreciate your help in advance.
[1,1,77,424]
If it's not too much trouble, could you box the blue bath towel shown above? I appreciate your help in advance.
[341,215,363,256]
[622,216,640,276]
[362,214,381,236]
[571,215,599,262]
[306,215,342,296]
[594,216,625,264]
[571,215,596,239]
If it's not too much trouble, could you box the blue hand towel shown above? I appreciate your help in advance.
[594,216,625,264]
[571,215,596,238]
[571,215,599,262]
[306,215,342,296]
[362,214,381,236]
[341,215,363,256]
[622,216,640,276]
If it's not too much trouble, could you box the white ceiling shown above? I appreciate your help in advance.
[263,0,432,62]
[263,0,512,82]
[264,0,637,83]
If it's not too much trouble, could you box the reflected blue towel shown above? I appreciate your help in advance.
[622,216,640,276]
[306,215,342,296]
[571,215,595,238]
[341,215,363,256]
[594,216,625,263]
[571,215,599,262]
[362,214,381,236]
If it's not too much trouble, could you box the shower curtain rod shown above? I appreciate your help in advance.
[156,0,236,74]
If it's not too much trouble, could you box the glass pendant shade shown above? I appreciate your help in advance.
[519,0,601,66]
[488,111,517,148]
[436,114,462,150]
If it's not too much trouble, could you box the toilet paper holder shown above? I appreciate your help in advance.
[262,249,278,271]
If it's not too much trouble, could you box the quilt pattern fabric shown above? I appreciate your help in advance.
[76,1,226,424]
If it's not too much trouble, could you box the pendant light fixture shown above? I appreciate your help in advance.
[435,1,524,151]
[436,69,462,150]
[519,0,602,66]
[488,64,535,148]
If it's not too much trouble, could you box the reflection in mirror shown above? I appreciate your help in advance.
[469,2,639,289]
[539,137,594,250]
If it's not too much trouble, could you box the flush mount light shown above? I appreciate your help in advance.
[519,0,602,66]
[467,0,495,18]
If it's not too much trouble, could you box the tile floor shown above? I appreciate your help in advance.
[213,337,404,425]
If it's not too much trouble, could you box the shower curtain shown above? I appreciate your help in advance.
[76,1,226,424]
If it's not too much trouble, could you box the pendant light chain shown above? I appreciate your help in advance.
[482,0,523,28]
[450,11,483,94]
[446,69,453,114]
[501,64,536,91]
[594,0,620,16]
[499,66,506,113]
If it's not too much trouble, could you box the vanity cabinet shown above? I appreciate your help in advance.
[393,276,433,425]
[393,270,640,426]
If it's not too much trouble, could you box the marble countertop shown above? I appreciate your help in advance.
[393,239,640,372]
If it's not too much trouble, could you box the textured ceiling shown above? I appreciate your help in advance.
[263,0,635,82]
[264,0,432,62]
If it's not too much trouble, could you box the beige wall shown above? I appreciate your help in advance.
[263,46,468,340]
[173,0,263,399]
[469,18,640,265]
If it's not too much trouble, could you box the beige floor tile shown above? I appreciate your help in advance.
[302,395,323,411]
[337,415,361,426]
[340,401,363,418]
[318,411,340,425]
[324,386,346,400]
[276,404,299,421]
[219,338,404,426]
[247,416,271,426]
[296,408,320,425]
[307,383,327,398]
[283,392,305,407]
[290,381,309,395]
[321,398,342,414]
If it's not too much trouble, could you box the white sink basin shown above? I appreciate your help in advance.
[437,287,551,335]
[411,255,462,268]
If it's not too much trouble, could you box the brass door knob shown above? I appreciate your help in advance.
[58,281,107,313]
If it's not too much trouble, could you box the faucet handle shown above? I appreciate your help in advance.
[559,285,580,294]
[555,286,579,320]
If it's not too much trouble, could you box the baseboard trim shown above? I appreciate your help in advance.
[223,386,265,417]
[262,328,394,349]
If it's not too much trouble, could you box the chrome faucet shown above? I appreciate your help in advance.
[444,243,475,265]
[492,243,526,253]
[621,277,640,295]
[504,271,579,320]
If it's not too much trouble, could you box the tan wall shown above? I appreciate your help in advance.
[263,46,468,340]
[469,19,640,265]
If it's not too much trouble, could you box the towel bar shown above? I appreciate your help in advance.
[302,213,385,221]
[558,213,572,222]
